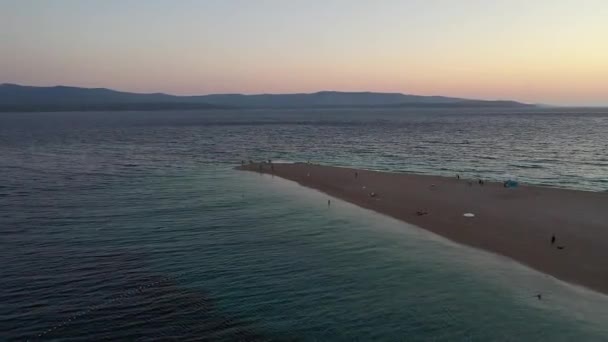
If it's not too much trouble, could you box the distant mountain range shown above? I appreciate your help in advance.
[0,84,533,112]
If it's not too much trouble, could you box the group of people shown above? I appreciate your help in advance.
[536,234,566,300]
[456,174,520,188]
[241,159,275,172]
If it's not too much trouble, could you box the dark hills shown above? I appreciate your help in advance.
[0,83,533,112]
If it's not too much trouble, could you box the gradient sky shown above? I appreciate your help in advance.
[2,0,607,105]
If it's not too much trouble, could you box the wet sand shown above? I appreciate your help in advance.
[238,162,608,295]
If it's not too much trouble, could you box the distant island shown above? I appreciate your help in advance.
[0,83,533,112]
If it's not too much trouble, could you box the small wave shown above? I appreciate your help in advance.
[578,161,608,167]
[270,159,295,164]
[527,158,560,163]
[510,164,545,169]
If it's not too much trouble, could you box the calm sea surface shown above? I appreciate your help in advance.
[1,109,608,341]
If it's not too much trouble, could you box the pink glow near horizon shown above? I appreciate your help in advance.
[2,0,607,106]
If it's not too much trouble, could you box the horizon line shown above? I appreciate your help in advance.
[1,82,532,104]
[5,82,608,108]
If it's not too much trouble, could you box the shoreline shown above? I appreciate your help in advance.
[238,162,608,295]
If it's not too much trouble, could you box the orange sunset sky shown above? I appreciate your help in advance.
[2,0,607,105]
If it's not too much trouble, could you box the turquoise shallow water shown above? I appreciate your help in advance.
[2,109,608,340]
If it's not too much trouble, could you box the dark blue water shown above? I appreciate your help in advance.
[2,109,608,341]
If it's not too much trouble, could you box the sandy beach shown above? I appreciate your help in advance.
[238,162,608,295]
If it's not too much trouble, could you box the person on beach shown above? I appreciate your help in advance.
[456,174,460,180]
[551,234,556,245]
[355,172,358,179]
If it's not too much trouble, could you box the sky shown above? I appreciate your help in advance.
[1,0,607,106]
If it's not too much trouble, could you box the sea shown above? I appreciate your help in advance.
[1,108,608,341]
